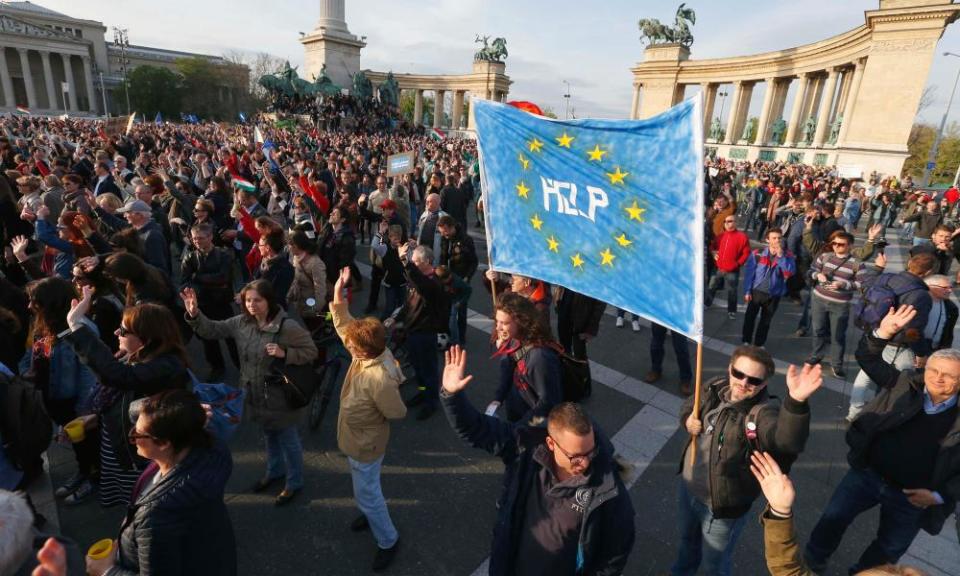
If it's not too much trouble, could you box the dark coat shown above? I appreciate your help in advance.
[319,224,356,284]
[254,254,295,309]
[678,377,812,519]
[138,220,171,274]
[439,228,478,280]
[180,246,234,308]
[111,443,237,576]
[94,175,122,197]
[441,389,635,576]
[850,332,960,535]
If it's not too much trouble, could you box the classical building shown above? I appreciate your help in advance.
[629,0,960,177]
[0,1,247,116]
[301,0,511,130]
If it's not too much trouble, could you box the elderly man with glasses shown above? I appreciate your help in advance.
[672,345,822,576]
[805,305,960,575]
[705,214,751,320]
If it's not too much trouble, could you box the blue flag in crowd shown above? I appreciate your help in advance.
[262,138,281,173]
[238,112,247,123]
[474,98,705,340]
[154,111,162,125]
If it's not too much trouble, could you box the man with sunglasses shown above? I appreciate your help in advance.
[673,345,822,576]
[440,346,636,576]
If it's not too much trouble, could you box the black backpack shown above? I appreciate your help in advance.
[0,372,53,482]
[513,343,592,404]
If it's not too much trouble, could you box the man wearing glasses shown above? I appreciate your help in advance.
[705,215,751,320]
[439,346,636,576]
[805,305,960,574]
[673,345,822,576]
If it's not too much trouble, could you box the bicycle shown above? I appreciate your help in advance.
[306,317,347,431]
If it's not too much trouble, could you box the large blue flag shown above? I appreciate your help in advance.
[474,97,704,340]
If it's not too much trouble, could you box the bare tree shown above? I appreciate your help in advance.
[915,85,937,120]
[220,50,286,99]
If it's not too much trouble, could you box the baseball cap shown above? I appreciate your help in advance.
[117,199,152,214]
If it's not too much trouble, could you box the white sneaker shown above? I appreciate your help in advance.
[631,320,640,332]
[616,317,624,328]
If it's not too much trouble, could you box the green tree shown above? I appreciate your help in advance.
[399,92,434,124]
[903,122,960,184]
[176,57,241,121]
[127,65,182,119]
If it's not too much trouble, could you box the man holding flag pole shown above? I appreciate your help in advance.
[451,94,826,575]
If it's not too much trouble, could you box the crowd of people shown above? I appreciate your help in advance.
[0,106,956,576]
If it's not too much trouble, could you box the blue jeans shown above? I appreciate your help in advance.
[651,323,693,381]
[811,294,850,368]
[796,289,812,333]
[381,284,406,320]
[349,456,399,549]
[671,480,748,576]
[706,270,740,313]
[912,237,932,247]
[804,468,925,574]
[264,425,303,490]
[405,331,439,406]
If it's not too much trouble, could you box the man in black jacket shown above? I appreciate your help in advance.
[181,223,237,382]
[440,346,635,576]
[440,173,472,230]
[805,304,960,575]
[437,215,477,344]
[116,199,171,274]
[674,345,821,576]
[554,287,606,364]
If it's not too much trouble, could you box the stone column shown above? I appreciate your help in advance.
[733,82,754,142]
[82,56,96,114]
[835,68,853,119]
[813,68,840,147]
[784,73,809,147]
[39,51,56,111]
[835,59,865,147]
[413,89,423,126]
[0,49,14,108]
[630,83,641,120]
[433,90,444,128]
[701,82,717,135]
[451,90,464,129]
[60,53,78,112]
[16,49,36,109]
[754,78,777,145]
[722,81,743,145]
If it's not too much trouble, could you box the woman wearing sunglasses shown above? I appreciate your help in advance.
[63,290,191,508]
[674,345,823,576]
[86,389,236,576]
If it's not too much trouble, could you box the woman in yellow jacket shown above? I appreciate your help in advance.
[330,266,407,573]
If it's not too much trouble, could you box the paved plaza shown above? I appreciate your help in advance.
[32,223,958,576]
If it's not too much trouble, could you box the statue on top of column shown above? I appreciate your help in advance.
[771,118,787,145]
[801,116,816,144]
[709,117,722,141]
[828,114,843,145]
[474,35,508,62]
[638,4,696,47]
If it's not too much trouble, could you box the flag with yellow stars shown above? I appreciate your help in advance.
[474,97,704,340]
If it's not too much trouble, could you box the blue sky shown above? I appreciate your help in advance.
[37,0,960,124]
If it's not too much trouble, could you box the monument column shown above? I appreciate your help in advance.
[784,73,809,147]
[701,82,717,135]
[835,59,865,147]
[754,78,777,145]
[452,90,464,129]
[82,56,96,113]
[630,83,641,120]
[16,49,36,110]
[813,68,839,147]
[0,50,14,108]
[413,89,423,126]
[60,53,78,112]
[722,81,743,145]
[39,51,56,111]
[433,90,444,128]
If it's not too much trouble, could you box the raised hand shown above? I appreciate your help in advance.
[333,266,350,304]
[442,345,473,394]
[750,451,795,516]
[786,361,822,402]
[867,223,883,241]
[66,285,94,331]
[10,235,30,261]
[876,304,917,340]
[180,287,199,318]
[874,251,887,269]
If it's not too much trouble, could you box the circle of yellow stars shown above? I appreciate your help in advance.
[514,132,647,271]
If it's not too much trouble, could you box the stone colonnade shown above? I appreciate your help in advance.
[366,60,511,130]
[0,46,97,114]
[628,1,960,176]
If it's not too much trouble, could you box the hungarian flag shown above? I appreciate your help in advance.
[233,178,256,192]
[428,128,446,141]
[15,106,30,115]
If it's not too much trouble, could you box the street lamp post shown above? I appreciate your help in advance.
[563,80,571,119]
[923,51,960,187]
[716,90,729,121]
[112,27,132,115]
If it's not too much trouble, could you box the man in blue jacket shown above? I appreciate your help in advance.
[440,346,636,576]
[741,228,796,347]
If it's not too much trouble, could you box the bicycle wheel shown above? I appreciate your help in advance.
[308,359,341,430]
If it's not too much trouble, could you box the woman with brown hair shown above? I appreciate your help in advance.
[182,279,317,505]
[63,293,191,507]
[33,205,95,280]
[488,292,563,425]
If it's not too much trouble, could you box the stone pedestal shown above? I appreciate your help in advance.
[635,44,688,120]
[300,0,365,92]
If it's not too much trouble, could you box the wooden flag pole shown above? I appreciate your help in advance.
[688,340,704,467]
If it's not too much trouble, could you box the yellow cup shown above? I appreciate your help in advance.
[64,419,85,443]
[87,538,113,560]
